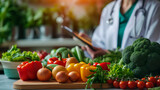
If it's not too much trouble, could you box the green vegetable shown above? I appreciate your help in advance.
[107,64,134,79]
[120,38,160,78]
[50,49,56,56]
[71,46,85,62]
[86,66,108,89]
[46,64,58,71]
[83,49,122,64]
[41,54,55,66]
[2,45,40,62]
[55,47,73,58]
[149,86,160,90]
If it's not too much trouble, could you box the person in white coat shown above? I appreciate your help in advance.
[80,0,160,59]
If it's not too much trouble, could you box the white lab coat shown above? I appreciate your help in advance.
[92,0,160,50]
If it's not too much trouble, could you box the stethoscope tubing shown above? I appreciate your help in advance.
[107,0,146,38]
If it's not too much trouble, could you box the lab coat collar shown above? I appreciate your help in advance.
[111,0,121,49]
[121,0,143,49]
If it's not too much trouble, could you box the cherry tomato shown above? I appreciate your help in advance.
[155,76,159,79]
[135,80,139,84]
[113,80,119,88]
[157,79,160,86]
[107,79,113,84]
[146,82,154,88]
[141,78,146,81]
[137,81,145,89]
[148,77,157,84]
[128,81,136,89]
[119,81,128,89]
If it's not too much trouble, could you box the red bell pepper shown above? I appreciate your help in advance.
[47,57,66,67]
[93,62,110,71]
[17,61,42,81]
[47,57,58,64]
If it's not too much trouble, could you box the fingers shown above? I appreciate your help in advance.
[81,46,86,51]
[79,32,86,37]
[85,46,96,59]
[85,46,107,59]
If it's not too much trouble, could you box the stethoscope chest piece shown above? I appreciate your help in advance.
[106,17,113,25]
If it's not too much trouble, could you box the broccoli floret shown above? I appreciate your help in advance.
[122,51,132,64]
[128,62,136,70]
[122,46,134,64]
[146,53,160,72]
[132,38,150,47]
[133,38,151,51]
[133,66,149,78]
[122,46,134,55]
[149,42,160,55]
[130,51,147,67]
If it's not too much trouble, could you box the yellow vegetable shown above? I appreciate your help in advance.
[67,62,86,73]
[80,64,96,82]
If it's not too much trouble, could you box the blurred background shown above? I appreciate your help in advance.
[0,0,113,72]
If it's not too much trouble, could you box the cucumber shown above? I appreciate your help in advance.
[56,47,68,54]
[46,64,58,71]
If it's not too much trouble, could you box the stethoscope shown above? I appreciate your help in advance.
[106,0,147,38]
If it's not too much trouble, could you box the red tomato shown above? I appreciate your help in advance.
[148,77,157,84]
[107,79,113,84]
[155,76,159,79]
[146,82,154,88]
[141,78,146,81]
[157,79,160,86]
[113,80,119,88]
[137,81,145,89]
[135,80,139,84]
[128,81,136,89]
[119,81,128,89]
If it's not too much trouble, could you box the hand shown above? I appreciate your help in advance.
[78,32,91,42]
[82,45,110,59]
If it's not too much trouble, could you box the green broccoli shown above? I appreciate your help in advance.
[150,42,160,55]
[133,66,149,78]
[133,38,151,51]
[128,62,136,70]
[122,46,134,64]
[130,51,147,67]
[146,52,160,72]
[121,38,160,78]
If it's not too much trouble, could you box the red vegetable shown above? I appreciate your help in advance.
[157,79,160,86]
[47,57,58,64]
[54,60,65,67]
[47,57,66,67]
[17,61,42,81]
[107,79,114,84]
[119,81,128,89]
[128,81,136,89]
[148,76,157,85]
[146,82,154,88]
[37,50,48,61]
[93,62,110,70]
[113,80,119,88]
[137,81,145,89]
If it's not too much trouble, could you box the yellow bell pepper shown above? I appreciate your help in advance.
[66,63,75,72]
[66,62,86,73]
[80,64,97,82]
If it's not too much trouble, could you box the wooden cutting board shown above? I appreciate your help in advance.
[13,80,112,89]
